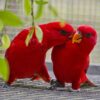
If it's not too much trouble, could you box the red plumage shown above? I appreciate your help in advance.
[5,22,74,85]
[52,25,97,90]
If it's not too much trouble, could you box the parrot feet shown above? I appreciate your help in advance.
[48,79,57,90]
[3,84,9,88]
[2,83,10,90]
[48,79,65,90]
[50,79,56,85]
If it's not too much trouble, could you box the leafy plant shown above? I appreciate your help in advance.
[0,57,9,82]
[25,25,43,46]
[25,27,34,46]
[35,25,43,42]
[24,0,58,46]
[1,34,11,49]
[34,0,48,19]
[48,4,58,17]
[0,0,59,81]
[0,19,4,31]
[24,0,31,16]
[0,0,24,82]
[0,10,23,27]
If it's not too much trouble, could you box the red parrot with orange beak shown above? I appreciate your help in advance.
[51,25,97,91]
[5,22,74,86]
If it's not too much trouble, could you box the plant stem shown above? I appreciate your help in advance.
[31,0,35,26]
[4,0,7,9]
[2,0,8,36]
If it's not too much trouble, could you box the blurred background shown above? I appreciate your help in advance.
[0,0,100,65]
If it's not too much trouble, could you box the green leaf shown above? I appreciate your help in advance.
[25,26,43,45]
[35,0,48,19]
[49,5,58,17]
[1,34,11,49]
[25,27,34,46]
[24,0,31,16]
[0,57,9,82]
[35,0,48,5]
[35,5,44,19]
[35,26,43,42]
[0,19,4,31]
[0,10,23,26]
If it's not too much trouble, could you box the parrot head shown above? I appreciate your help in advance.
[72,25,97,53]
[42,22,75,48]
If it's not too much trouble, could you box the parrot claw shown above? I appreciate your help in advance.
[48,79,57,90]
[50,79,57,85]
[50,79,65,87]
[68,87,80,92]
[48,79,60,90]
[48,85,57,90]
[2,83,10,89]
[48,79,65,90]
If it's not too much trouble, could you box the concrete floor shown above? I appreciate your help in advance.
[0,70,100,100]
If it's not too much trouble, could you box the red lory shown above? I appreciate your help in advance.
[5,22,75,86]
[51,25,97,91]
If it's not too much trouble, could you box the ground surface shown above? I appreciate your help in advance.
[0,71,100,100]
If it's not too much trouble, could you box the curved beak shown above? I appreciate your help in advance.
[68,33,74,40]
[72,32,82,43]
[68,30,76,40]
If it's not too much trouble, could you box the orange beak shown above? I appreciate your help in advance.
[72,32,82,43]
[68,30,76,40]
[68,33,74,40]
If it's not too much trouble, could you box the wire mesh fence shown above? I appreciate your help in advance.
[0,0,100,64]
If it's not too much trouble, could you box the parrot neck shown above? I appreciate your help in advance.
[42,35,66,50]
[39,24,52,50]
[39,24,66,50]
[79,41,95,56]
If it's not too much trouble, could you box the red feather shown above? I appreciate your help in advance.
[5,22,74,85]
[52,25,97,90]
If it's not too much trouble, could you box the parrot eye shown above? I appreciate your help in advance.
[59,30,67,35]
[85,33,92,38]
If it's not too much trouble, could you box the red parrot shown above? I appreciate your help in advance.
[51,25,97,91]
[5,22,75,86]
